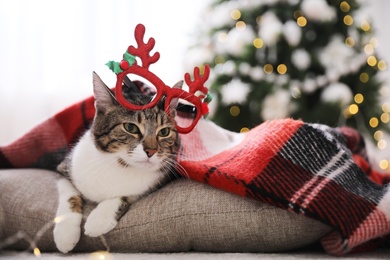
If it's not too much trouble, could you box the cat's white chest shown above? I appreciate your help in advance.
[70,131,163,203]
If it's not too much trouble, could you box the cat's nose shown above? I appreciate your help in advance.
[144,148,157,158]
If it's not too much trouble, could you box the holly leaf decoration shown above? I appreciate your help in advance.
[123,51,135,66]
[106,60,123,74]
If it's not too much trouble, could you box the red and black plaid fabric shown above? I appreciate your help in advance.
[1,94,390,255]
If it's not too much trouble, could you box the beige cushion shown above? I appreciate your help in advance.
[0,196,4,240]
[0,169,332,253]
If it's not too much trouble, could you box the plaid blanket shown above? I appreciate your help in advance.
[1,94,390,255]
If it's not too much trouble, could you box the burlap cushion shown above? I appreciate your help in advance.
[0,169,332,253]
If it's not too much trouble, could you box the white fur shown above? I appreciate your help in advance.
[84,197,122,237]
[54,129,166,252]
[70,130,164,203]
[53,179,83,253]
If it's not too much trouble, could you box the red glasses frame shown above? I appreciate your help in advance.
[115,64,210,134]
[108,24,210,134]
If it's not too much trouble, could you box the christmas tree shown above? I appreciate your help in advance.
[187,0,389,145]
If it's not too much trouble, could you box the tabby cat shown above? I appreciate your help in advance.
[53,72,181,253]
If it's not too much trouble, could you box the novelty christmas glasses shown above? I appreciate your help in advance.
[106,24,211,134]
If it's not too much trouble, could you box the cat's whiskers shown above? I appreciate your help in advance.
[161,155,188,178]
[81,152,119,176]
[174,163,188,178]
[125,149,153,166]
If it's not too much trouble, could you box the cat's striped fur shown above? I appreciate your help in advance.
[53,72,181,253]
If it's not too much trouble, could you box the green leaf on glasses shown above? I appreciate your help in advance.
[106,60,123,74]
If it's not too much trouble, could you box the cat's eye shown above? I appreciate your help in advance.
[123,123,140,134]
[158,127,170,137]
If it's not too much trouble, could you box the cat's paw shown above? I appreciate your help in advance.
[84,205,118,237]
[53,213,82,253]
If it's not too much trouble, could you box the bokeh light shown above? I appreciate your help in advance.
[231,9,241,20]
[263,64,273,74]
[343,15,353,26]
[354,93,364,104]
[297,16,307,27]
[277,64,287,74]
[253,38,264,48]
[230,106,240,116]
[340,1,350,12]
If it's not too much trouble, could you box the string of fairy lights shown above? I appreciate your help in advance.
[339,2,390,171]
[0,215,111,259]
[215,1,390,172]
[1,1,390,256]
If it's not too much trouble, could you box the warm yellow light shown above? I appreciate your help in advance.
[297,16,307,27]
[218,32,228,43]
[361,21,371,31]
[379,159,389,170]
[359,72,369,83]
[54,216,65,224]
[277,64,287,74]
[263,64,273,74]
[378,60,387,71]
[354,93,364,104]
[369,117,379,128]
[349,104,359,115]
[89,251,112,260]
[253,38,264,48]
[199,65,207,75]
[364,44,374,55]
[378,140,387,150]
[340,1,350,12]
[231,9,241,20]
[33,247,41,257]
[343,15,353,26]
[374,130,383,141]
[381,113,390,123]
[367,56,377,66]
[230,106,240,116]
[382,103,390,113]
[240,127,250,133]
[236,21,246,30]
[214,55,225,64]
[345,37,355,47]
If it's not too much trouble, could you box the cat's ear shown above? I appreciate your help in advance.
[163,80,183,118]
[169,80,183,111]
[172,80,184,89]
[92,71,118,112]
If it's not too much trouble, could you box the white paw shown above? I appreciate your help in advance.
[84,206,118,237]
[53,213,82,253]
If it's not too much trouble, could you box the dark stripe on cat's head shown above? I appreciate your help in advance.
[91,72,180,172]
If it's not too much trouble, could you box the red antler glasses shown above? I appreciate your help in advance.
[106,24,211,134]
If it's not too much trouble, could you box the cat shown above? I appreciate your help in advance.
[53,72,182,253]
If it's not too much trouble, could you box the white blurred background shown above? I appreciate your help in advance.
[0,0,389,145]
[0,0,211,144]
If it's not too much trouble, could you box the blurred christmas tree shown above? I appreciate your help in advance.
[186,0,389,144]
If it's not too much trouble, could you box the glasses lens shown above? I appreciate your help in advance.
[171,98,198,130]
[121,76,157,106]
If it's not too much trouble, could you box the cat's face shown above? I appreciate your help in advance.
[90,72,180,172]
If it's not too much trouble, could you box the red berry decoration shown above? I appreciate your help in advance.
[201,102,209,116]
[120,60,129,70]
